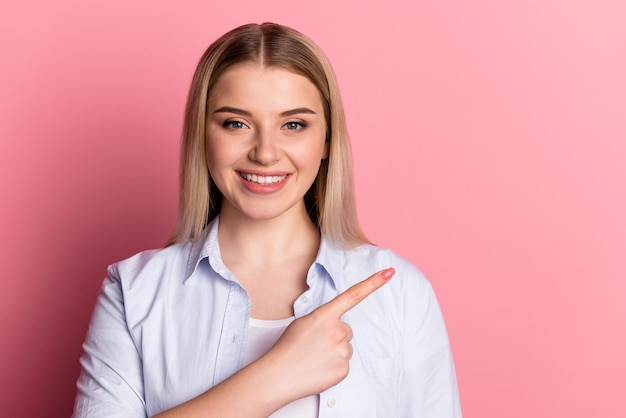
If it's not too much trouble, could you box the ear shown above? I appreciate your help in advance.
[322,138,330,159]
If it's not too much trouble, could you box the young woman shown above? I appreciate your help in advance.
[73,23,461,418]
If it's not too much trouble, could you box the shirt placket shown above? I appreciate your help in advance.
[295,263,346,418]
[212,281,250,386]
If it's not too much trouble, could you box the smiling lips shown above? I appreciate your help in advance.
[238,171,290,194]
[240,172,288,185]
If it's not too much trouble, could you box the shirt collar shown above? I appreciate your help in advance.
[311,234,346,292]
[184,215,351,290]
[184,216,221,283]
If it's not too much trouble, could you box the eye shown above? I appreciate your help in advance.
[283,121,307,131]
[223,120,249,130]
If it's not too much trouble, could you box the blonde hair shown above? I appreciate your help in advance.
[167,23,368,246]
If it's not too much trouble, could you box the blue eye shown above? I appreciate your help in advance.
[223,120,248,129]
[283,121,306,130]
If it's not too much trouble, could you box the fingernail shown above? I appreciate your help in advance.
[382,267,396,280]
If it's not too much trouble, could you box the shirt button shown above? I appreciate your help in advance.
[300,295,309,304]
[327,397,337,408]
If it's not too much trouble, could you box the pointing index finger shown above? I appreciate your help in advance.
[318,267,396,318]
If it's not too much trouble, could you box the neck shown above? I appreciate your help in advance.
[217,202,320,268]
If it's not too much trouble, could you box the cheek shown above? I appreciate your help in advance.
[292,144,327,173]
[206,136,236,170]
[205,147,229,187]
[291,129,328,166]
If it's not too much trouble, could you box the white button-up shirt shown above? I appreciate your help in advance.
[73,217,461,417]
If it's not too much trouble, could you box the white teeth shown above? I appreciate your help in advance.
[242,173,287,184]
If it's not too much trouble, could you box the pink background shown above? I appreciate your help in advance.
[1,1,625,416]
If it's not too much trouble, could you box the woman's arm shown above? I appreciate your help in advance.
[151,357,286,418]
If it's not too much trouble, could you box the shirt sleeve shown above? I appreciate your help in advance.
[401,275,462,417]
[72,266,147,418]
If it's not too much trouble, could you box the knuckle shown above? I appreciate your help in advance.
[344,324,353,341]
[330,325,346,342]
[339,343,353,360]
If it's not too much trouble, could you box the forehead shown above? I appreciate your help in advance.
[208,63,323,111]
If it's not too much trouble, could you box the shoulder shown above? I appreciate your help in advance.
[318,240,438,326]
[322,241,432,294]
[106,241,194,292]
[99,242,200,331]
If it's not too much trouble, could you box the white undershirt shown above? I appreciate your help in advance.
[244,317,319,417]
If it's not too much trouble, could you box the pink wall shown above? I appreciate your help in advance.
[1,1,624,416]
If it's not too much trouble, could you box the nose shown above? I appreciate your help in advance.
[248,129,280,165]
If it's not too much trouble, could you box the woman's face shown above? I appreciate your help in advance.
[206,62,328,223]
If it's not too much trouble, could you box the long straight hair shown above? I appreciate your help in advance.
[167,23,368,247]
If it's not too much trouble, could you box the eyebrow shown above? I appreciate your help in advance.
[213,106,317,117]
[281,107,316,117]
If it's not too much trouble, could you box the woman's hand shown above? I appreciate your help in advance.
[260,267,396,404]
